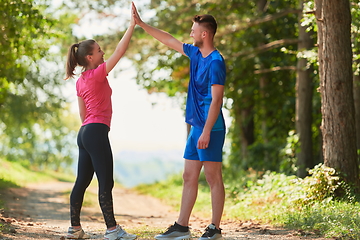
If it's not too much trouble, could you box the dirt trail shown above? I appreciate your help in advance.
[0,181,329,240]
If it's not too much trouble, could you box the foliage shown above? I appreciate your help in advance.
[226,171,300,222]
[352,2,360,75]
[302,1,360,75]
[291,164,355,206]
[279,130,299,174]
[224,164,358,238]
[0,0,80,169]
[283,201,360,239]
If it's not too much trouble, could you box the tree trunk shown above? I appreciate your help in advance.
[233,102,255,165]
[316,0,360,189]
[295,0,314,178]
[257,0,270,163]
[354,74,360,152]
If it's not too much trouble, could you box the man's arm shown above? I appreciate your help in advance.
[132,2,185,55]
[197,84,224,149]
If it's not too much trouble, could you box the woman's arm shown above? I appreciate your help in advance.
[78,97,86,123]
[106,5,136,73]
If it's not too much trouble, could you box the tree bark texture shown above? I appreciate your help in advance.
[296,0,315,178]
[316,0,359,187]
[354,74,360,152]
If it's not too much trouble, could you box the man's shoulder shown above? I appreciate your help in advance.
[211,50,224,61]
[184,43,200,56]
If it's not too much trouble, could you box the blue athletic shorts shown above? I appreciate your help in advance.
[183,126,225,162]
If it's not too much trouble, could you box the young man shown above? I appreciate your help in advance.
[132,3,226,240]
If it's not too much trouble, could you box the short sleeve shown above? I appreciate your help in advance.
[210,59,226,86]
[183,43,199,59]
[84,62,107,82]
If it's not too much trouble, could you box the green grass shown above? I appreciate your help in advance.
[135,172,213,218]
[0,157,75,190]
[128,225,164,239]
[135,165,360,239]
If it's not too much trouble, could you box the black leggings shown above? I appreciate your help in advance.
[70,123,116,228]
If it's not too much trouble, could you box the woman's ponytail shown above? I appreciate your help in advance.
[65,43,79,80]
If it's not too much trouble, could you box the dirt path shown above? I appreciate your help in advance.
[0,181,329,240]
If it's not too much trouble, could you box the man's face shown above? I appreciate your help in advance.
[190,22,205,48]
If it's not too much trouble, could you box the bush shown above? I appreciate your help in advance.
[291,163,354,206]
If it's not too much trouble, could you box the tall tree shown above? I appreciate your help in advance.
[295,0,315,177]
[351,2,360,153]
[315,0,360,189]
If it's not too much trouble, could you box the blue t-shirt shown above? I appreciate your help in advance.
[183,43,226,131]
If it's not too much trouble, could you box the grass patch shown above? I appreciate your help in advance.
[282,201,360,239]
[0,157,74,190]
[134,164,360,239]
[128,225,164,239]
[135,172,212,218]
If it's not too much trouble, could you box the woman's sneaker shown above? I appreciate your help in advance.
[104,225,137,240]
[198,224,222,240]
[155,222,191,240]
[66,227,90,239]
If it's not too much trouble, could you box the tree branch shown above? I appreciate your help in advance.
[234,38,299,59]
[220,8,301,35]
[254,66,297,74]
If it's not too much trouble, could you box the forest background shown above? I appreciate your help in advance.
[0,0,360,221]
[1,0,360,238]
[2,0,360,185]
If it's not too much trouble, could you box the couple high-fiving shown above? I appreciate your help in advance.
[65,2,226,240]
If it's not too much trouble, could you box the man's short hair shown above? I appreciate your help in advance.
[192,14,217,35]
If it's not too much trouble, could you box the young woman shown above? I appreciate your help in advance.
[64,3,137,240]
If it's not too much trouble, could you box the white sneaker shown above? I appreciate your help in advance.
[66,227,90,239]
[104,225,137,240]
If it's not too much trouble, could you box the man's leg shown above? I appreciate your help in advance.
[176,159,203,227]
[203,161,225,229]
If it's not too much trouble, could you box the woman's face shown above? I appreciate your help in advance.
[90,42,105,66]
